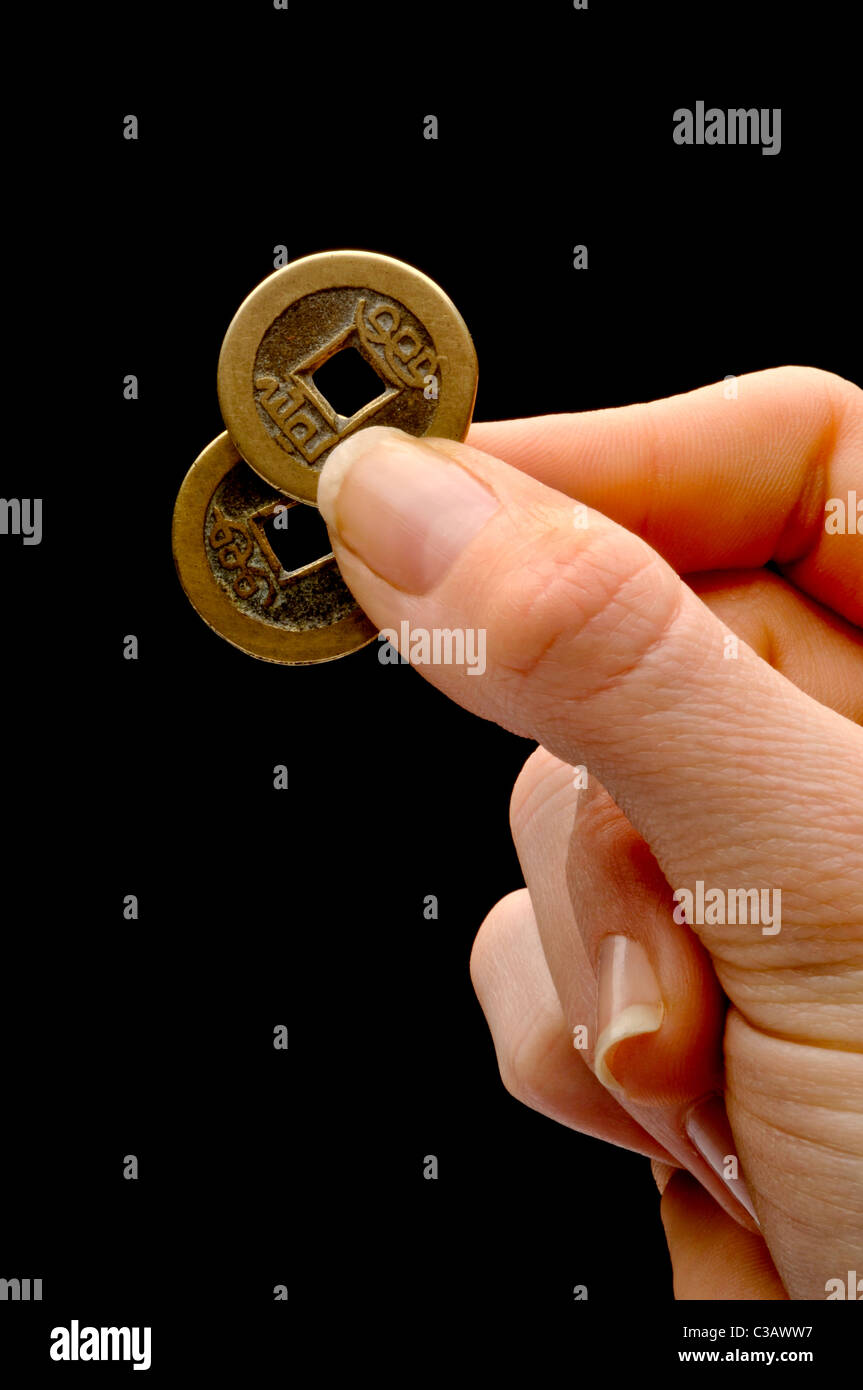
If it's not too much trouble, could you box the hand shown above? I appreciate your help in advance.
[318,366,863,1300]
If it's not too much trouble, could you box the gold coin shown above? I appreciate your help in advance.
[217,250,478,504]
[172,433,378,664]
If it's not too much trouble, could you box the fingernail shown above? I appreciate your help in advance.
[317,425,500,593]
[594,935,664,1092]
[684,1094,760,1225]
[650,1159,679,1197]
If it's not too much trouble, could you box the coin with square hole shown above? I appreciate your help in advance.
[218,251,478,504]
[172,433,378,663]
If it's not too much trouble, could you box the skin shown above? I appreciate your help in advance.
[318,365,863,1300]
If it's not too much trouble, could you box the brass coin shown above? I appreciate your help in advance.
[217,250,478,504]
[172,433,378,664]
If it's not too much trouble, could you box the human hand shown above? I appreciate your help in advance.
[318,366,863,1300]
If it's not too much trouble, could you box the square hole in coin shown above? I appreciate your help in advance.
[263,504,333,573]
[312,347,385,418]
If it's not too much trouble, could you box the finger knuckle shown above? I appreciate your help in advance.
[491,526,682,707]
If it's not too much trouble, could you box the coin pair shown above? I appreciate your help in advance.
[172,251,478,664]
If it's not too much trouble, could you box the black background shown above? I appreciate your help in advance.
[2,2,860,1378]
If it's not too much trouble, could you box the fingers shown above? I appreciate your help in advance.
[687,568,863,724]
[467,365,863,624]
[506,747,757,1231]
[659,1170,788,1300]
[651,1160,787,1299]
[469,887,674,1162]
[650,1159,677,1195]
[318,424,863,1048]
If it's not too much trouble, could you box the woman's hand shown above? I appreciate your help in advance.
[318,366,863,1300]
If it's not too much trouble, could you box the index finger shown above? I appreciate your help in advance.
[468,365,863,625]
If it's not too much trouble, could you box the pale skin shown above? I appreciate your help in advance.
[317,365,863,1300]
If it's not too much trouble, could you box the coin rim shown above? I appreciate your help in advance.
[172,432,379,664]
[217,250,478,504]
